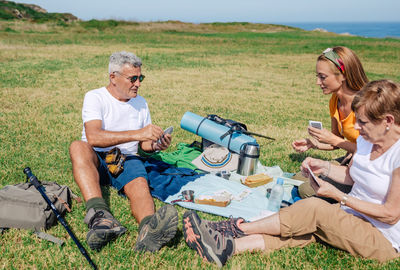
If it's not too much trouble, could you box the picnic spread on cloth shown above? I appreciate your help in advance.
[146,143,302,221]
[164,165,302,221]
[143,111,305,221]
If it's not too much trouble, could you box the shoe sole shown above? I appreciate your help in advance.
[182,211,223,267]
[87,226,126,250]
[134,204,178,252]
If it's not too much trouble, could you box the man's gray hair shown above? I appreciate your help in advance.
[108,51,142,74]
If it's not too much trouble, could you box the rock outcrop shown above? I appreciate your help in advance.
[0,0,79,22]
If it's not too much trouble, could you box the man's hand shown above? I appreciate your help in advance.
[152,133,172,151]
[84,121,166,148]
[140,124,164,142]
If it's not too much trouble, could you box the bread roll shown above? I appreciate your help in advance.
[194,194,230,207]
[194,198,230,207]
[243,173,273,188]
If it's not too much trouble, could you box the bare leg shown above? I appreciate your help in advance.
[240,213,281,235]
[70,141,155,223]
[235,235,266,253]
[228,213,280,254]
[69,141,102,201]
[123,177,155,223]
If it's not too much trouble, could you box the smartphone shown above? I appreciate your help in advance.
[164,126,174,135]
[305,164,320,187]
[309,120,323,129]
[157,126,174,144]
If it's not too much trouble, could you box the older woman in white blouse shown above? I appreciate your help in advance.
[183,80,400,267]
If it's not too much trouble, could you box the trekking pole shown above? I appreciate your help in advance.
[242,130,275,140]
[23,167,97,270]
[220,125,276,141]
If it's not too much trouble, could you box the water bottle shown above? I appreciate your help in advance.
[267,177,284,212]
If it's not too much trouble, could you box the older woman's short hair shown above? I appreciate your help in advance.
[352,79,400,124]
[108,51,142,74]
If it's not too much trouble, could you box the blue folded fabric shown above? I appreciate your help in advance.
[144,158,204,201]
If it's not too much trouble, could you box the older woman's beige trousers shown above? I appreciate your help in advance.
[262,197,399,262]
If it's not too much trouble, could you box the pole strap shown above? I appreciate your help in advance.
[34,230,65,246]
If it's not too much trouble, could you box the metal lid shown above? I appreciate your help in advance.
[243,142,260,156]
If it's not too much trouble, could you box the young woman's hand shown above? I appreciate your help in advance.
[291,138,316,152]
[308,126,340,146]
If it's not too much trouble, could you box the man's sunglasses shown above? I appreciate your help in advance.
[114,71,145,83]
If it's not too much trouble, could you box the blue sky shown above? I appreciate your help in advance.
[16,0,400,23]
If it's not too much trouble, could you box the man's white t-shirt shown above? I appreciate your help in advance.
[81,87,151,155]
[344,136,400,251]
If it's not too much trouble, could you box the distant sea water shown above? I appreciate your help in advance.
[281,22,400,39]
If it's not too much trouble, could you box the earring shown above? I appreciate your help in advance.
[386,126,390,131]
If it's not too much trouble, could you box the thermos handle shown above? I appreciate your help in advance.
[240,142,250,155]
[240,142,260,158]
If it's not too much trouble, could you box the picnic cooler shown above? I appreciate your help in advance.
[180,111,257,154]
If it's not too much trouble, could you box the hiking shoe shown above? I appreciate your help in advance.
[134,204,178,252]
[84,208,127,250]
[182,210,235,267]
[207,216,247,239]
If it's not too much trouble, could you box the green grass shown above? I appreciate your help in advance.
[1,20,400,269]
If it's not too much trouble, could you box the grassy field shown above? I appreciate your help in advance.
[1,20,400,269]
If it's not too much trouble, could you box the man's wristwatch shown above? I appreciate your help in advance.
[340,195,348,206]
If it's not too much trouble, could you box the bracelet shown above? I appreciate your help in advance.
[340,195,348,206]
[322,161,331,177]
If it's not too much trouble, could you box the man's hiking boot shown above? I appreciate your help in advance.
[84,208,126,250]
[134,204,178,252]
[206,215,247,239]
[182,210,235,267]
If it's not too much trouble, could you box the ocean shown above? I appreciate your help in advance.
[281,22,400,39]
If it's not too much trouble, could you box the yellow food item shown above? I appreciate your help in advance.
[194,198,230,207]
[243,173,273,188]
[194,192,231,207]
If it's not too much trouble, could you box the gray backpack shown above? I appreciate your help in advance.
[0,181,76,230]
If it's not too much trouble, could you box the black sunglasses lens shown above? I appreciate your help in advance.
[130,76,138,83]
[130,75,145,83]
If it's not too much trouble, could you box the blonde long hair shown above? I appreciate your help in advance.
[318,46,369,91]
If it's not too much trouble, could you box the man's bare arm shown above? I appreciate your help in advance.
[84,120,163,148]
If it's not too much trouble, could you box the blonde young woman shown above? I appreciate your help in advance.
[293,46,368,154]
[183,80,400,266]
[292,46,369,198]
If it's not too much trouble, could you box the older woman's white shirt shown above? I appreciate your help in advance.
[343,136,400,251]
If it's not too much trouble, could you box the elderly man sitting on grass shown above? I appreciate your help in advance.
[69,51,178,252]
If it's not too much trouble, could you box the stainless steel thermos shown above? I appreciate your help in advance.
[237,142,260,176]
